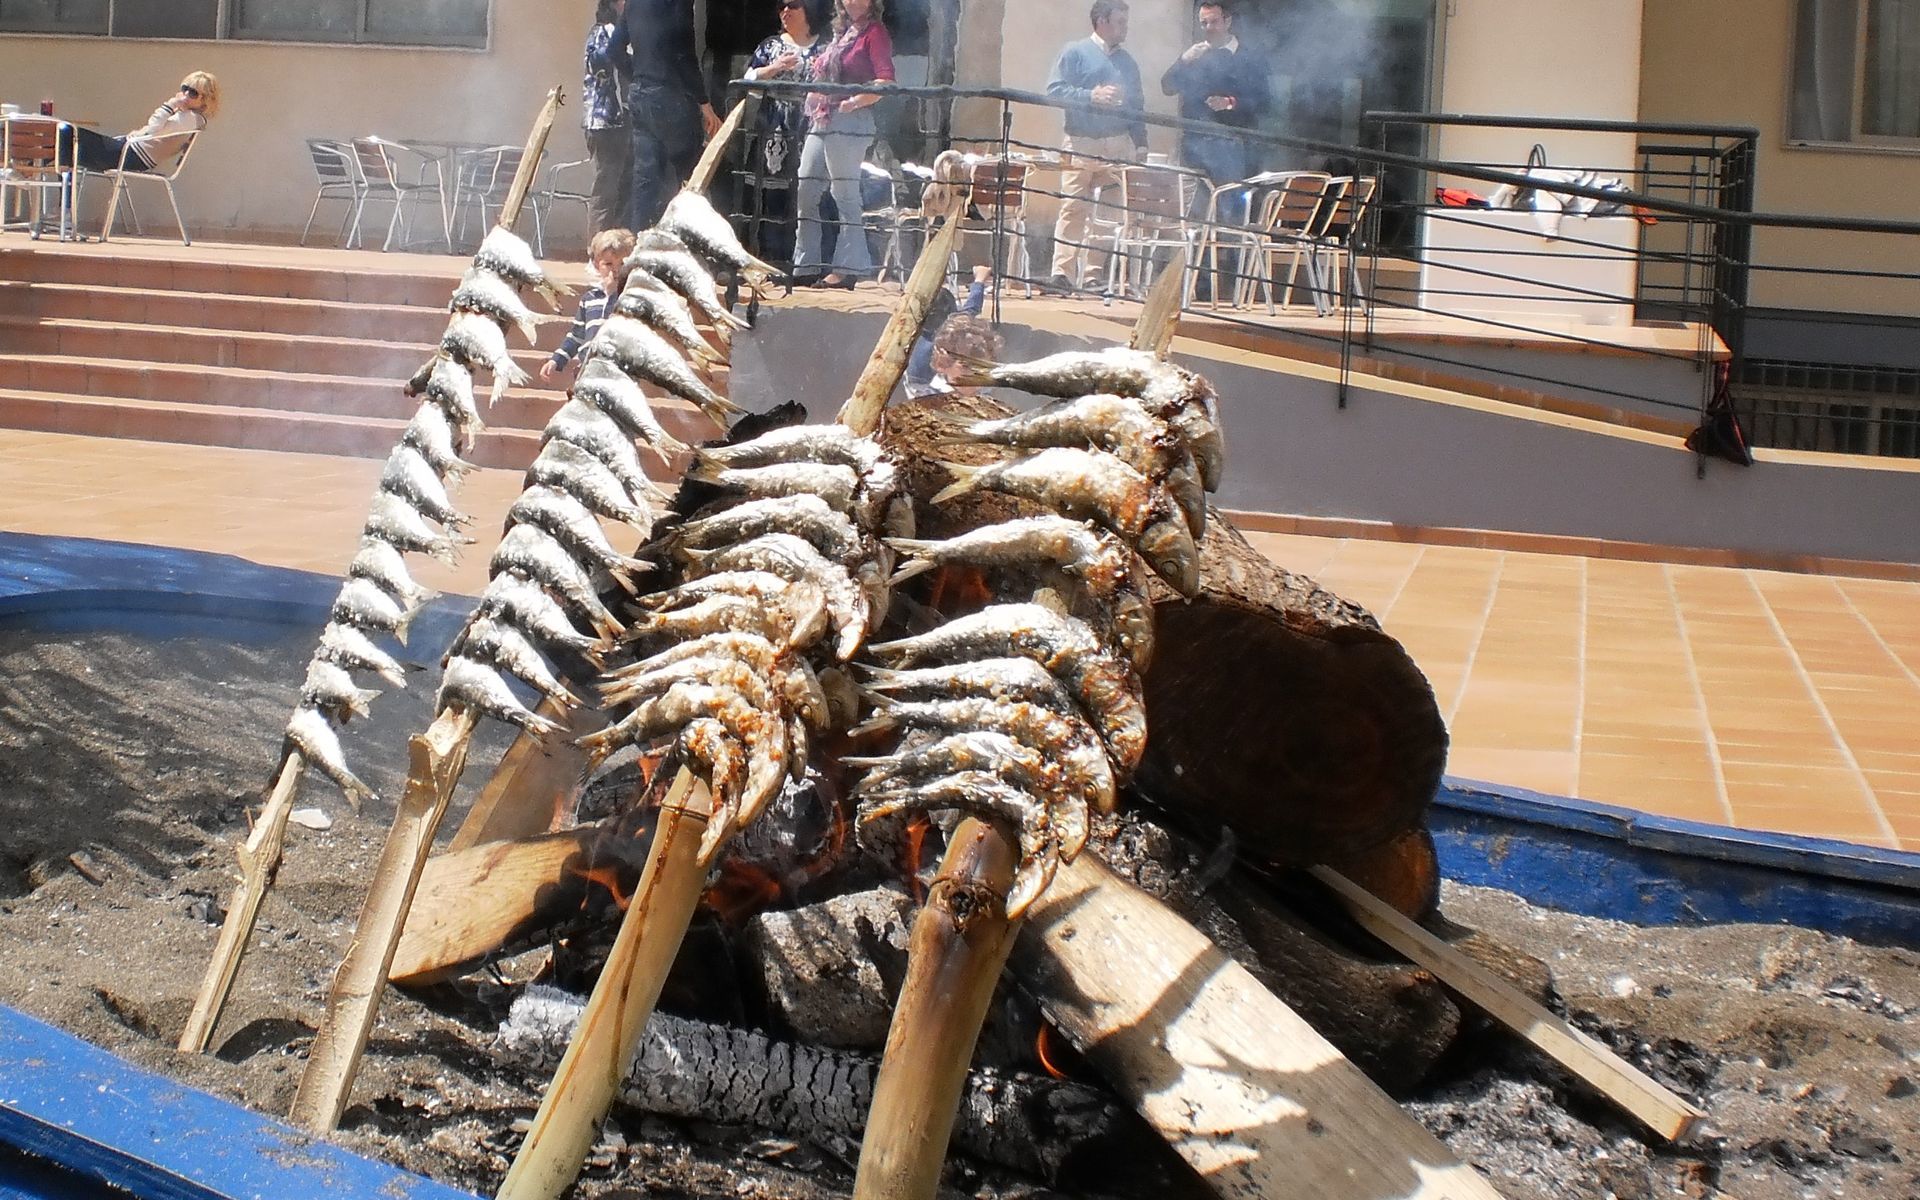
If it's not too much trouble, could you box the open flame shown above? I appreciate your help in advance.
[1034,1022,1070,1081]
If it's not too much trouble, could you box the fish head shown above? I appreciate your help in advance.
[1136,502,1200,597]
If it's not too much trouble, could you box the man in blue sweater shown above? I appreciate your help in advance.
[1160,0,1269,188]
[1045,0,1149,294]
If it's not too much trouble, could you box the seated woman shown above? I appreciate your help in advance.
[67,71,219,173]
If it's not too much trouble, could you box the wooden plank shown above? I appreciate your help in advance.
[1128,256,1186,355]
[1017,853,1506,1200]
[391,826,600,986]
[1310,865,1705,1142]
[447,701,605,853]
[498,87,565,233]
[289,705,480,1134]
[686,99,750,195]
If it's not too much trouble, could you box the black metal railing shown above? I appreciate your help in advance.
[709,81,1920,460]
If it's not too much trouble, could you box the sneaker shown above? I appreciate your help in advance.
[1046,273,1076,295]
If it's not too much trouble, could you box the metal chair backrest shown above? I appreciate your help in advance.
[1118,165,1187,234]
[462,145,522,198]
[1305,176,1351,241]
[3,116,69,175]
[1257,171,1334,238]
[965,158,1027,218]
[1322,175,1378,244]
[353,137,401,189]
[306,138,356,185]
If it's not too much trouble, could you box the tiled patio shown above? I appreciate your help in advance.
[3,426,1915,854]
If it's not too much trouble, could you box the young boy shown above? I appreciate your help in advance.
[539,227,637,381]
[904,265,993,399]
[925,314,1004,402]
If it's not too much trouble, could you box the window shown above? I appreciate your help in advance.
[0,0,487,46]
[1791,0,1920,144]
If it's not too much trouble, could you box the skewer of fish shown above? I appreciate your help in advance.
[181,215,568,1059]
[847,348,1229,918]
[582,409,907,865]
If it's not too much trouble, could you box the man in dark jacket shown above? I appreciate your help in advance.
[614,0,721,229]
[1159,0,1269,188]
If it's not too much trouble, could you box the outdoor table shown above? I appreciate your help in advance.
[389,137,499,252]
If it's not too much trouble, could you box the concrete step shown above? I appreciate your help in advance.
[0,317,555,381]
[0,245,464,308]
[0,354,573,429]
[0,385,545,469]
[0,280,571,351]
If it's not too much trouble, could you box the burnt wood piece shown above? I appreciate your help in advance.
[1329,827,1442,920]
[878,397,1449,876]
[501,991,1135,1183]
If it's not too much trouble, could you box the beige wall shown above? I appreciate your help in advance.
[1436,0,1643,171]
[1640,0,1920,317]
[0,0,593,245]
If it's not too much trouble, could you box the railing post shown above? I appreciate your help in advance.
[992,99,1012,328]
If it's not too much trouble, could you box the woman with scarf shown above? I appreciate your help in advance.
[742,0,828,261]
[793,0,893,288]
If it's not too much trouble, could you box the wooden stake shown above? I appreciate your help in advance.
[837,214,964,436]
[176,752,302,1053]
[498,87,566,234]
[686,100,750,195]
[1018,853,1506,1200]
[1128,254,1186,356]
[495,769,711,1200]
[1309,866,1705,1143]
[853,819,1019,1200]
[289,705,479,1134]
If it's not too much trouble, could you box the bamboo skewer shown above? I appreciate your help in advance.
[494,769,710,1200]
[177,88,568,1059]
[838,213,963,436]
[176,752,302,1052]
[842,245,1187,1196]
[853,820,1019,1200]
[290,706,480,1132]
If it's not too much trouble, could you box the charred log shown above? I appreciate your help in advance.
[500,986,1136,1183]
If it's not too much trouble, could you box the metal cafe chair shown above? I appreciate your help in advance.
[299,138,364,247]
[1314,174,1380,311]
[863,159,932,285]
[84,128,201,246]
[949,156,1034,297]
[529,158,591,258]
[0,114,79,241]
[1189,169,1325,310]
[1235,171,1339,315]
[1103,163,1197,300]
[450,144,524,250]
[349,136,447,252]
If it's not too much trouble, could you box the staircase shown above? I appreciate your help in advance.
[0,241,712,469]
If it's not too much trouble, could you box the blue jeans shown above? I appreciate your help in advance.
[628,80,700,230]
[795,108,876,277]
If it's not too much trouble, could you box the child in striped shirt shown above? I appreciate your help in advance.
[540,227,637,381]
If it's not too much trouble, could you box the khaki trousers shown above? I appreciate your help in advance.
[1049,133,1133,285]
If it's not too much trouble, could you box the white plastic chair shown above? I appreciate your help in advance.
[299,138,363,247]
[349,136,447,252]
[85,129,200,245]
[0,115,78,241]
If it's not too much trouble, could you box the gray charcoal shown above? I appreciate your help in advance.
[740,886,915,1049]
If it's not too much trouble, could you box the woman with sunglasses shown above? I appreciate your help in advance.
[68,71,219,173]
[793,0,893,288]
[742,0,827,261]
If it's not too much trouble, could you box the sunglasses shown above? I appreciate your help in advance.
[179,85,202,99]
[780,3,804,9]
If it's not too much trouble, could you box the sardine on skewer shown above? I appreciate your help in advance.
[348,536,439,611]
[402,400,474,480]
[300,658,381,720]
[525,437,655,531]
[658,189,779,280]
[612,271,725,370]
[379,443,471,529]
[413,355,484,448]
[683,533,872,661]
[504,485,653,582]
[584,314,741,425]
[330,576,419,644]
[285,704,375,806]
[474,226,570,311]
[489,523,626,638]
[451,617,583,710]
[473,573,610,664]
[442,311,531,405]
[315,621,409,689]
[858,771,1058,918]
[450,266,540,346]
[543,400,670,508]
[689,423,885,473]
[572,357,691,461]
[438,654,563,738]
[363,492,474,568]
[625,238,750,333]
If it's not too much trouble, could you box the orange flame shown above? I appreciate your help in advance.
[572,861,632,911]
[1034,1023,1070,1080]
[704,861,784,926]
[903,814,932,903]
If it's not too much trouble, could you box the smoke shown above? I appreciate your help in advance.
[1238,0,1416,147]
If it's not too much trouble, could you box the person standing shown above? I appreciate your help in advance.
[742,0,829,260]
[582,0,631,236]
[794,0,894,288]
[1044,0,1148,295]
[614,0,722,230]
[1160,0,1269,188]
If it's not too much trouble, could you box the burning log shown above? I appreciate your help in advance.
[498,986,1133,1183]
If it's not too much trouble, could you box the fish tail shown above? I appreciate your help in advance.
[513,315,539,346]
[536,279,572,310]
[391,603,417,646]
[424,538,462,569]
[886,556,939,585]
[929,461,986,506]
[943,349,998,387]
[715,307,750,332]
[846,713,896,739]
[683,455,725,484]
[696,387,744,420]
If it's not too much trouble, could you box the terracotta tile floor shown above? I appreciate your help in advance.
[3,426,1916,854]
